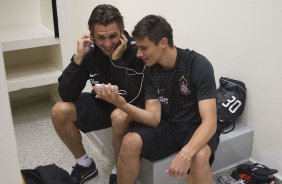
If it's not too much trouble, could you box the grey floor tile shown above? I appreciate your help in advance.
[13,100,113,184]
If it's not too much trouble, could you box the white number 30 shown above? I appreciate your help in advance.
[222,96,242,113]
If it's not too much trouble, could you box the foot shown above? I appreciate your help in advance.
[109,173,117,184]
[71,159,98,184]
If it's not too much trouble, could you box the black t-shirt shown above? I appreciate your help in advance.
[143,48,216,125]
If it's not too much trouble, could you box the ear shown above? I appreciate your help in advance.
[90,35,95,42]
[159,37,169,48]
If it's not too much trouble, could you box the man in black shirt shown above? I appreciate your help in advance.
[94,15,219,184]
[51,4,144,184]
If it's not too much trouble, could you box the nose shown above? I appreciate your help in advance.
[136,49,143,58]
[104,39,112,48]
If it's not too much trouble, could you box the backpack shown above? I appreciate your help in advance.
[216,77,247,133]
[183,50,247,133]
[21,164,73,184]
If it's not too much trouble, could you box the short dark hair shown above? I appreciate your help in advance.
[132,15,174,47]
[88,4,124,36]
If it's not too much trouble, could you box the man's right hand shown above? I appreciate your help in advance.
[74,34,93,65]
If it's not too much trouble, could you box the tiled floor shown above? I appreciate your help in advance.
[12,100,113,184]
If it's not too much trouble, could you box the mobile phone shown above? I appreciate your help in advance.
[95,84,115,91]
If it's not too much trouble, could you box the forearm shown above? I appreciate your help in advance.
[119,102,160,127]
[73,52,85,65]
[180,120,217,158]
[180,98,217,158]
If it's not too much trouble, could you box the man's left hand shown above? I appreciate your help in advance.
[165,153,191,179]
[111,33,128,60]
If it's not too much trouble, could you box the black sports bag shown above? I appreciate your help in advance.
[216,77,247,133]
[21,164,73,184]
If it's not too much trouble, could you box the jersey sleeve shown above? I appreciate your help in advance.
[143,68,159,101]
[58,56,89,102]
[190,53,217,101]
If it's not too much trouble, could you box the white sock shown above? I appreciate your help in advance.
[76,153,92,167]
[111,165,117,174]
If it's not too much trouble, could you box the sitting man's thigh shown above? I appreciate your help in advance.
[129,121,184,161]
[74,93,115,132]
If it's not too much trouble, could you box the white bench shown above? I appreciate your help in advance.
[137,123,254,184]
[87,122,254,184]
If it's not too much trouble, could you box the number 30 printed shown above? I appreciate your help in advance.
[222,96,242,113]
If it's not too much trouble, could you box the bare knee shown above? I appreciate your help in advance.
[119,133,142,159]
[111,109,131,136]
[190,145,211,170]
[51,102,76,126]
[188,146,212,183]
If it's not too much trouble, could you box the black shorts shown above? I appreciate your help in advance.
[129,120,220,165]
[73,93,116,133]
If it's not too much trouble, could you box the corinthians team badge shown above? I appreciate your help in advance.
[179,75,191,95]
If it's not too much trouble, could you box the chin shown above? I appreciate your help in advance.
[102,50,113,56]
[144,62,152,66]
[143,59,151,65]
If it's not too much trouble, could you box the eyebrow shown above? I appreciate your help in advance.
[136,45,148,50]
[96,32,119,38]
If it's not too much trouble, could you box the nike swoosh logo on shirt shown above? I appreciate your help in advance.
[90,73,98,77]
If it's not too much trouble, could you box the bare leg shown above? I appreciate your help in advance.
[111,108,132,161]
[187,145,212,184]
[51,102,86,159]
[117,132,143,184]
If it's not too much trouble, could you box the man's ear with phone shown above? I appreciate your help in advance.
[90,34,95,42]
[120,29,125,39]
[90,34,99,48]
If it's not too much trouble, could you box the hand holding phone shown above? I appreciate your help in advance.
[111,33,128,60]
[95,84,115,91]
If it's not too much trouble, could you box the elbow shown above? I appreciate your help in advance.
[212,124,217,135]
[211,118,217,135]
[203,116,217,135]
[151,117,161,128]
[58,91,68,102]
[58,92,75,102]
[58,87,76,102]
[151,123,158,128]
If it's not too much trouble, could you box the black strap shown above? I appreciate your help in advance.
[222,121,236,134]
